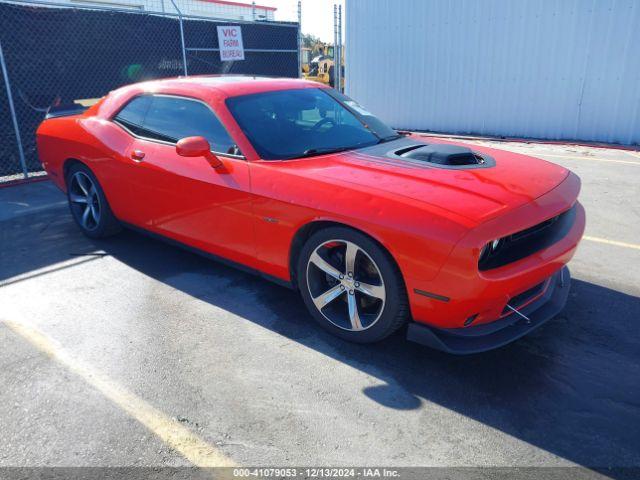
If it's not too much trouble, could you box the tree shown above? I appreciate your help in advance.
[301,33,322,49]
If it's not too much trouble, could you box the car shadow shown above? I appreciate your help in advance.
[2,201,639,472]
[98,228,640,471]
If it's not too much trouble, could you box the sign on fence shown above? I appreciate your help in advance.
[0,2,299,180]
[217,26,245,61]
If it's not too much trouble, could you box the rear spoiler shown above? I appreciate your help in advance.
[45,103,88,119]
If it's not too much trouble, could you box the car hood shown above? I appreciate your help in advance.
[298,137,570,225]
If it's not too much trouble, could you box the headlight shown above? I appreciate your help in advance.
[480,238,503,262]
[479,243,491,262]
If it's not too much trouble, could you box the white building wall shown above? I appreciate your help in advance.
[346,0,640,145]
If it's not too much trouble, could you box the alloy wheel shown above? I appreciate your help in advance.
[306,239,386,331]
[69,171,101,231]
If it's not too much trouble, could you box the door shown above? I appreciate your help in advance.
[112,94,255,266]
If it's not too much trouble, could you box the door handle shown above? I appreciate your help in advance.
[130,150,145,162]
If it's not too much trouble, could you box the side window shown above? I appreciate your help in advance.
[142,96,237,155]
[114,95,152,137]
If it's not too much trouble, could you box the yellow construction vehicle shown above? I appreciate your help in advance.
[301,47,312,74]
[302,42,343,89]
[302,42,333,73]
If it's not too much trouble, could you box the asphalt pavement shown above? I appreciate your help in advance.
[0,140,639,478]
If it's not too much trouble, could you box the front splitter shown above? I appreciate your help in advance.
[406,266,571,354]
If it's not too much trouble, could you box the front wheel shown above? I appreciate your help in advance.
[66,163,121,238]
[297,227,409,343]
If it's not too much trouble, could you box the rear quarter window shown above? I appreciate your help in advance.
[114,95,152,133]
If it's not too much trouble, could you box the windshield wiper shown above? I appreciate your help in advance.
[297,146,354,158]
[376,134,403,144]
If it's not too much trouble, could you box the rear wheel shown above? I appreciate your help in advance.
[297,227,409,343]
[66,163,121,238]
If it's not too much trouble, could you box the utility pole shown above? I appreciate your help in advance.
[297,1,302,78]
[338,4,342,92]
[333,4,338,90]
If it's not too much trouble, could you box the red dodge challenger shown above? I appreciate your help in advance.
[37,76,585,354]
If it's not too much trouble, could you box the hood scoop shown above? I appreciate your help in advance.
[390,143,495,169]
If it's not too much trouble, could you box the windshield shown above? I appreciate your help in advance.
[225,88,399,160]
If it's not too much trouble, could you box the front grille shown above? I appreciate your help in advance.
[509,215,559,242]
[479,205,577,271]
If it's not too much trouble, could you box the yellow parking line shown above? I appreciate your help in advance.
[537,154,640,166]
[623,150,640,159]
[3,320,235,468]
[584,236,640,251]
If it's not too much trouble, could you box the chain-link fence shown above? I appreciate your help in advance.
[0,0,301,182]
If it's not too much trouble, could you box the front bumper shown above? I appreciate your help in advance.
[406,266,570,354]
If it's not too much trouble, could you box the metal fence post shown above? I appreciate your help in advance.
[169,0,188,76]
[0,39,28,179]
[333,3,338,90]
[252,1,256,21]
[297,0,302,78]
[338,4,342,92]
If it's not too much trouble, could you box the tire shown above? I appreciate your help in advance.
[65,163,121,238]
[297,226,409,343]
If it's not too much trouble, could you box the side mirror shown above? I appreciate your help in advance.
[176,136,211,157]
[176,136,222,167]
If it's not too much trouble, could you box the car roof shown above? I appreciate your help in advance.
[95,75,326,120]
[121,75,323,98]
